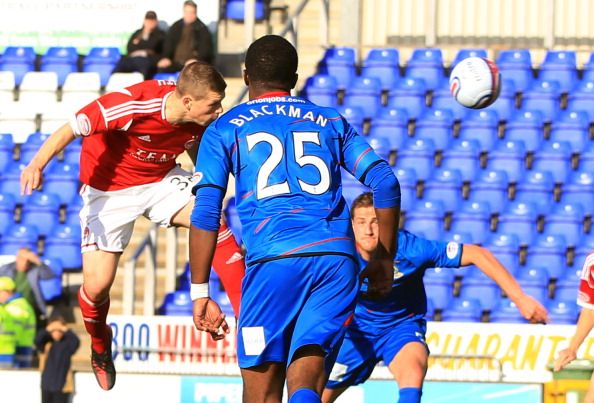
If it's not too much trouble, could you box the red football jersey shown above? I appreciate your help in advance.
[578,252,594,309]
[70,80,204,191]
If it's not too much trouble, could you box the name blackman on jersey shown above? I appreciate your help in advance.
[228,97,330,128]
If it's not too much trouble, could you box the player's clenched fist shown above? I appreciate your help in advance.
[193,297,230,341]
[515,294,549,324]
[20,163,44,195]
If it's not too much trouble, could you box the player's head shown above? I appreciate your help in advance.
[176,61,226,126]
[244,35,298,93]
[350,192,379,258]
[183,0,198,24]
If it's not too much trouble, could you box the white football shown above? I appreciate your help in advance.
[449,56,501,109]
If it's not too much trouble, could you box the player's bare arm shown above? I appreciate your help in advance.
[461,244,549,323]
[555,308,594,371]
[20,123,77,195]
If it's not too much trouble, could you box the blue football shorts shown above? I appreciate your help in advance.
[237,255,358,370]
[326,318,428,388]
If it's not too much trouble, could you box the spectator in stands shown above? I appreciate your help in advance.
[113,10,166,79]
[157,0,214,73]
[0,276,36,368]
[554,251,594,403]
[0,281,17,369]
[35,313,80,403]
[0,247,56,323]
[322,192,549,403]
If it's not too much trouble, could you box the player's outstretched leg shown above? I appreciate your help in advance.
[287,345,326,403]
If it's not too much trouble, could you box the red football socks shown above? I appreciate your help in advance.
[211,223,245,316]
[78,285,110,354]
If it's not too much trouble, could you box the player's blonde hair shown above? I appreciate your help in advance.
[177,61,226,99]
[350,192,374,219]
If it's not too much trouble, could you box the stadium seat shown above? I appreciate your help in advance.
[422,168,463,212]
[430,80,469,121]
[105,72,144,93]
[19,132,52,164]
[387,77,428,120]
[538,50,578,93]
[0,193,16,235]
[566,80,594,123]
[441,298,482,322]
[549,110,589,153]
[318,47,356,90]
[40,46,78,87]
[158,290,193,316]
[554,268,581,301]
[484,233,521,274]
[426,298,435,320]
[543,203,584,247]
[0,103,38,144]
[531,140,572,184]
[504,110,544,152]
[224,197,242,246]
[18,72,59,113]
[40,104,70,134]
[404,200,445,240]
[424,267,455,310]
[514,171,555,215]
[468,170,509,214]
[525,234,568,279]
[483,79,516,122]
[449,201,491,244]
[83,47,121,87]
[153,72,180,82]
[561,171,594,216]
[414,108,455,150]
[342,179,369,208]
[451,48,488,66]
[459,274,500,311]
[547,299,578,325]
[486,140,526,183]
[211,284,234,317]
[63,139,82,166]
[361,48,400,90]
[517,266,550,304]
[0,132,14,171]
[0,224,39,255]
[20,192,61,237]
[394,138,436,181]
[367,136,391,162]
[61,72,102,110]
[496,49,534,93]
[392,167,417,212]
[0,162,28,204]
[404,48,445,91]
[224,0,266,21]
[38,256,64,302]
[343,76,383,119]
[301,74,338,108]
[457,109,499,152]
[367,107,409,151]
[580,142,594,172]
[520,80,562,122]
[0,71,15,104]
[43,163,80,205]
[573,235,594,273]
[489,298,527,323]
[64,194,83,227]
[0,46,36,86]
[337,106,364,134]
[440,139,481,182]
[496,201,538,246]
[44,224,82,271]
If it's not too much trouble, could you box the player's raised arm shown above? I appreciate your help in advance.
[20,123,77,195]
[460,244,549,323]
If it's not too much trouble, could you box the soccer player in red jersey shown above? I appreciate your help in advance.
[20,61,245,391]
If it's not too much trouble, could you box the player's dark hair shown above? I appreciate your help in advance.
[177,61,226,99]
[245,35,298,90]
[184,0,197,10]
[350,192,374,219]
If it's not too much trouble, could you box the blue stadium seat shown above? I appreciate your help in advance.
[525,234,568,279]
[517,267,550,304]
[424,267,455,310]
[404,200,445,240]
[225,0,266,21]
[532,140,572,184]
[41,46,78,87]
[0,193,16,235]
[430,80,469,121]
[302,74,338,108]
[554,268,581,301]
[211,284,234,317]
[496,202,538,246]
[580,142,594,172]
[318,47,356,90]
[343,76,383,119]
[504,110,544,152]
[457,109,499,152]
[547,299,578,325]
[0,162,28,204]
[496,49,534,93]
[0,133,14,171]
[361,48,400,90]
[566,80,594,123]
[19,132,52,164]
[153,72,180,82]
[367,136,391,162]
[38,256,63,302]
[394,138,435,181]
[367,107,409,151]
[468,170,509,214]
[582,52,594,82]
[387,77,428,120]
[514,171,555,215]
[64,195,83,227]
[83,47,121,87]
[544,203,584,247]
[224,197,242,246]
[44,224,81,271]
[441,298,482,322]
[0,46,36,86]
[342,180,369,208]
[486,140,526,183]
[459,274,500,311]
[43,163,80,205]
[538,50,578,93]
[440,139,481,182]
[158,290,193,316]
[20,192,61,237]
[426,297,435,320]
[520,80,562,122]
[451,48,488,67]
[405,48,445,91]
[484,79,516,122]
[449,201,491,244]
[549,110,589,153]
[0,224,38,255]
[561,171,594,216]
[422,168,463,212]
[337,106,364,134]
[414,108,455,150]
[63,139,82,166]
[392,167,417,212]
[484,233,521,274]
[489,298,527,323]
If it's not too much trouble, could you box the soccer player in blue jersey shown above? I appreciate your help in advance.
[322,192,549,403]
[188,35,401,403]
